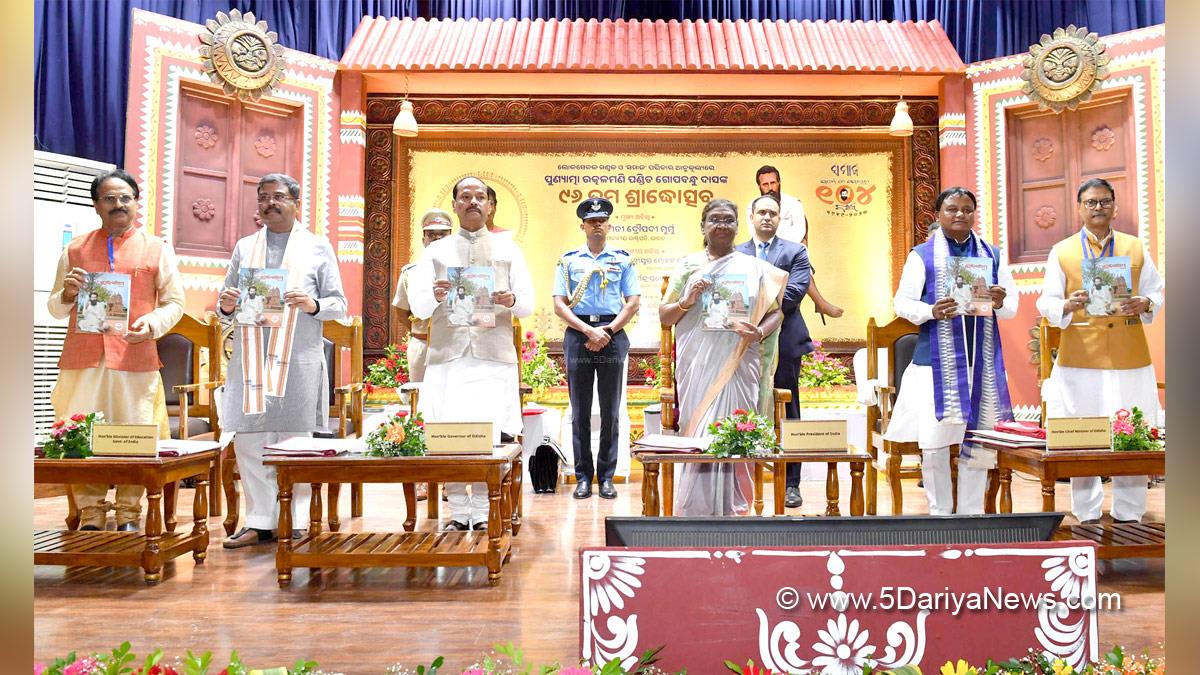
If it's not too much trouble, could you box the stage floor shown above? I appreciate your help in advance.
[34,473,1165,671]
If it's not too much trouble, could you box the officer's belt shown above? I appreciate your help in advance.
[573,313,618,326]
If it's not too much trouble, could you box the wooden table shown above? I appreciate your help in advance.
[265,445,523,587]
[34,451,216,585]
[635,449,870,517]
[981,441,1166,559]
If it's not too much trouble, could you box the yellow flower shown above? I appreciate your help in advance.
[940,660,976,675]
[1051,659,1074,675]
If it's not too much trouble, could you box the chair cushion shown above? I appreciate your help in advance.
[158,334,195,406]
[892,333,918,398]
[169,416,212,440]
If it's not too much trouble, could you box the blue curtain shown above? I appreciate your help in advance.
[34,0,1164,167]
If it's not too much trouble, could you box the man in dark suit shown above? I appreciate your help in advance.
[736,194,812,508]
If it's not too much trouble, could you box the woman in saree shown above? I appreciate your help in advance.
[659,198,787,516]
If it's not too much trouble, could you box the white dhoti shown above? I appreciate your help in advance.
[235,431,313,530]
[420,355,521,525]
[883,364,987,515]
[1044,363,1159,522]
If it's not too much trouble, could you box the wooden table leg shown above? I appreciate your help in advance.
[753,463,764,516]
[428,483,440,520]
[403,483,417,532]
[209,450,223,518]
[163,481,178,533]
[500,469,514,563]
[511,456,523,536]
[999,467,1013,514]
[142,483,164,585]
[773,461,786,516]
[351,482,363,517]
[1041,477,1056,512]
[985,469,999,514]
[850,462,864,516]
[327,482,341,532]
[865,456,878,516]
[642,462,660,516]
[308,483,323,539]
[192,472,209,562]
[662,462,675,517]
[276,472,293,588]
[825,463,841,516]
[487,471,503,586]
[222,444,239,537]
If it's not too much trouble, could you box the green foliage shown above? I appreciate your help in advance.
[1111,407,1163,452]
[797,340,851,388]
[41,411,103,459]
[638,356,662,389]
[521,332,566,391]
[706,409,776,458]
[366,342,411,388]
[365,411,428,457]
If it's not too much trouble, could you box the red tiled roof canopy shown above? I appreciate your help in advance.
[339,17,965,73]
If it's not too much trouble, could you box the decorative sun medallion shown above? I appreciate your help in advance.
[1021,25,1109,113]
[198,10,285,101]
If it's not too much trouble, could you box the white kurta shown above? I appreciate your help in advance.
[1036,241,1164,522]
[884,247,1019,516]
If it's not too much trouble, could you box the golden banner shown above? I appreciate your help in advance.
[408,151,895,348]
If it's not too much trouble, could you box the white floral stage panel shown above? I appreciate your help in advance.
[580,542,1098,672]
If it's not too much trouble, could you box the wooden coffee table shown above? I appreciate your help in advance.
[980,441,1166,559]
[635,449,870,517]
[34,451,216,585]
[265,445,522,587]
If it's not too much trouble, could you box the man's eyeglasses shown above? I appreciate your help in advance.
[257,192,294,204]
[100,194,136,206]
[1083,199,1114,209]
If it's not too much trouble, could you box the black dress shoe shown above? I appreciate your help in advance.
[79,524,101,531]
[444,520,470,531]
[472,522,488,531]
[116,522,139,532]
[573,479,592,499]
[784,486,803,508]
[598,480,617,500]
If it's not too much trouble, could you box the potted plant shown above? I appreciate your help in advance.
[798,340,855,403]
[364,342,409,406]
[364,410,427,457]
[1111,407,1163,452]
[706,408,777,458]
[520,331,565,397]
[41,412,103,459]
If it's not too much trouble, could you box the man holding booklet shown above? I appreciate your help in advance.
[883,187,1018,516]
[47,169,185,532]
[218,173,347,549]
[1036,178,1163,524]
[407,176,534,531]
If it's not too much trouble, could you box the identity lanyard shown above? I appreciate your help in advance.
[1080,229,1114,260]
[106,236,116,272]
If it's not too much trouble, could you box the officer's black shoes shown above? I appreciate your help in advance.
[784,486,803,508]
[573,479,592,499]
[599,480,617,500]
[444,520,470,531]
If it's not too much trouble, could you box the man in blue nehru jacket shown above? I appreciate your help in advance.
[553,197,641,500]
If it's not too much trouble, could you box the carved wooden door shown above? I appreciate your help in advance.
[174,82,302,257]
[1006,89,1135,263]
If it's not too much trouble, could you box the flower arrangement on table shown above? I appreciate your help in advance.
[34,642,318,675]
[724,644,1164,674]
[705,409,776,458]
[637,356,662,389]
[1111,407,1163,452]
[520,330,566,393]
[389,643,669,675]
[797,340,852,388]
[365,342,410,403]
[365,410,427,457]
[41,412,103,459]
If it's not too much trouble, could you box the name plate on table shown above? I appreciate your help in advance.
[425,422,493,455]
[90,424,158,456]
[1047,417,1112,450]
[780,419,846,453]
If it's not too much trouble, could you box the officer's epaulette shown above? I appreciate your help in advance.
[608,249,632,259]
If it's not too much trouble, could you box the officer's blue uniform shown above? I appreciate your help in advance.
[553,199,640,485]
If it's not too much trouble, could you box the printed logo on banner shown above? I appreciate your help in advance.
[815,161,878,218]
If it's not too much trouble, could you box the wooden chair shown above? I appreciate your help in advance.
[864,316,958,516]
[64,311,224,529]
[221,317,364,535]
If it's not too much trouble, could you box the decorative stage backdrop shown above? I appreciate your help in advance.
[407,148,897,348]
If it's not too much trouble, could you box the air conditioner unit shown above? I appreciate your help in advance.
[33,151,111,444]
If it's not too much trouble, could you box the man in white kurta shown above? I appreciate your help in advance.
[408,177,534,530]
[1037,179,1163,524]
[49,170,184,531]
[392,209,453,383]
[885,190,1018,515]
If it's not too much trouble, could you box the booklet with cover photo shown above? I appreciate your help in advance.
[235,267,287,327]
[446,266,496,328]
[1082,256,1132,316]
[940,256,994,317]
[702,273,750,330]
[75,272,130,334]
